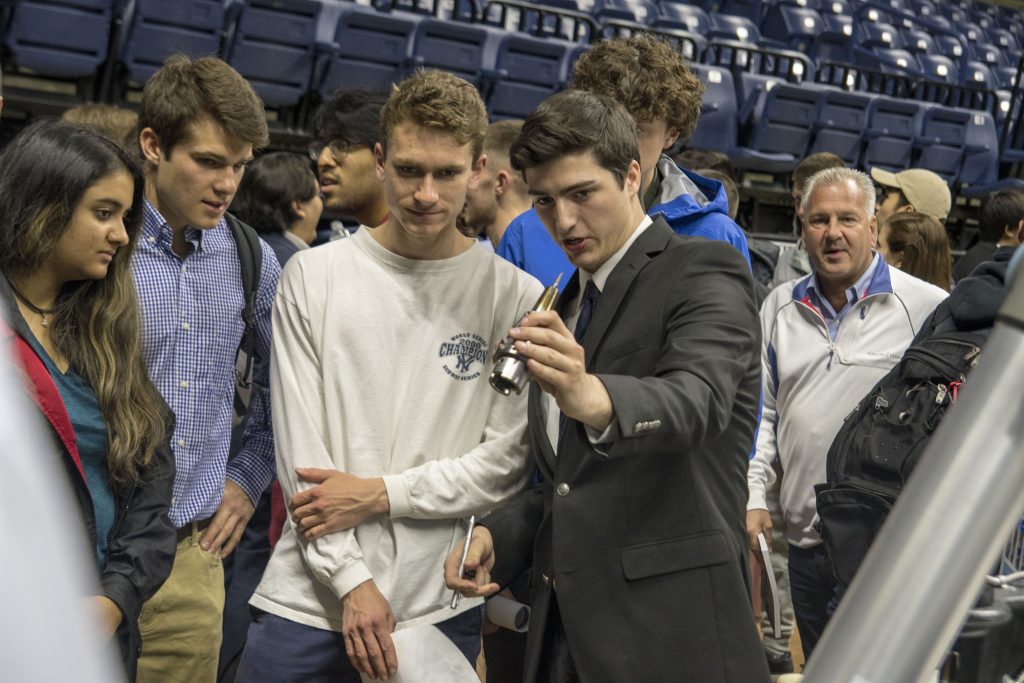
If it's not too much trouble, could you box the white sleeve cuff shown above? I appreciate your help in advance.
[382,473,412,518]
[325,560,374,600]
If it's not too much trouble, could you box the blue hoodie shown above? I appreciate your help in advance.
[496,156,750,291]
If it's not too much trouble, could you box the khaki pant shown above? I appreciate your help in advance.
[136,524,225,683]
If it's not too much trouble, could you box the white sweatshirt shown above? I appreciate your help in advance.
[251,228,542,631]
[747,261,946,548]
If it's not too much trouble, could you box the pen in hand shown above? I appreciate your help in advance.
[450,515,476,609]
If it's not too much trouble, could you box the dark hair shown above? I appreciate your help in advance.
[313,89,388,148]
[230,153,318,235]
[510,89,639,186]
[885,212,952,291]
[792,152,845,191]
[674,149,734,179]
[0,120,169,490]
[571,34,703,142]
[139,54,269,156]
[979,189,1024,243]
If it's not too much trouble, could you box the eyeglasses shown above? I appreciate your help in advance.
[308,139,356,163]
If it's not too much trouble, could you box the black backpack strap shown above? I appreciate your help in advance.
[225,213,263,416]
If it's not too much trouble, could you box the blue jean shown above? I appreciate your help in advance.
[236,606,483,683]
[788,543,837,660]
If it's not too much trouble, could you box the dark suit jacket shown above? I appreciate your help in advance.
[484,216,770,682]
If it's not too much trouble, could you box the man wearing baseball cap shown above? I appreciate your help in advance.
[870,167,952,226]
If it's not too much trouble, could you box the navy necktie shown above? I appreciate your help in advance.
[559,280,601,445]
[573,280,601,342]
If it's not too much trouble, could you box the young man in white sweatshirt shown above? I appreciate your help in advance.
[237,70,543,682]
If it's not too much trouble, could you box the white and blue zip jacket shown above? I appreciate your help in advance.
[747,254,947,548]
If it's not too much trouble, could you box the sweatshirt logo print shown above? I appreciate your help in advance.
[440,333,488,381]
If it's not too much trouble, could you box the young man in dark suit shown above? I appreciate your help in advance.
[445,89,770,682]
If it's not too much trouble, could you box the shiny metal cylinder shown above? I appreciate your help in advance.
[490,342,530,396]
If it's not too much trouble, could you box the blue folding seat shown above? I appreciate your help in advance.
[112,0,225,91]
[409,18,498,87]
[934,34,966,64]
[988,28,1019,52]
[960,61,998,90]
[958,109,1000,191]
[916,54,958,84]
[862,97,920,171]
[734,82,821,171]
[901,29,936,56]
[3,0,114,80]
[819,0,851,15]
[717,0,765,23]
[855,20,900,50]
[707,13,760,43]
[223,0,320,109]
[384,0,481,22]
[809,90,871,165]
[913,105,968,185]
[776,0,821,9]
[317,5,417,95]
[592,0,657,24]
[688,63,740,155]
[483,0,595,43]
[971,44,1005,69]
[656,2,710,34]
[486,32,573,120]
[761,5,822,53]
[857,5,892,24]
[808,13,853,63]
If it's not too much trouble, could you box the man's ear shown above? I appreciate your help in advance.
[870,215,879,248]
[494,169,512,197]
[139,127,163,165]
[662,126,680,152]
[896,203,916,215]
[291,199,306,220]
[1014,218,1024,243]
[374,142,385,181]
[467,153,487,191]
[624,159,642,197]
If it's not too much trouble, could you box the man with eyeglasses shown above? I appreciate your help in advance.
[309,90,390,232]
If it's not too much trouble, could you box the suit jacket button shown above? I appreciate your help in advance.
[556,483,570,496]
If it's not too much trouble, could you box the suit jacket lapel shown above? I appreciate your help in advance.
[579,216,675,365]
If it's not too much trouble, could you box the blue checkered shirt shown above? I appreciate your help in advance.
[132,199,280,527]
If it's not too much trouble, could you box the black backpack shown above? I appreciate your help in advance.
[225,212,263,424]
[814,302,989,588]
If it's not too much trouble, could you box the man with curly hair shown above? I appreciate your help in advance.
[497,35,750,289]
[237,69,541,682]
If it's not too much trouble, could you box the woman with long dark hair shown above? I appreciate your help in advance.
[0,120,175,681]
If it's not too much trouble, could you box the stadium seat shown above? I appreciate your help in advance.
[958,109,999,190]
[707,13,760,43]
[486,32,573,120]
[734,82,821,171]
[689,63,740,154]
[716,0,764,23]
[656,2,710,34]
[317,5,418,95]
[591,0,657,24]
[760,5,822,54]
[862,97,920,171]
[808,13,853,63]
[901,29,936,56]
[3,0,114,82]
[914,104,969,184]
[810,90,872,166]
[111,0,225,93]
[409,18,498,87]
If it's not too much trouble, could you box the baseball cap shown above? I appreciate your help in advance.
[870,167,952,221]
